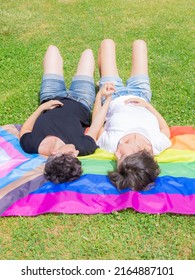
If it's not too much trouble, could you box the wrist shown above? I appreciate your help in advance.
[104,96,112,103]
[145,102,153,110]
[97,90,103,97]
[36,105,45,115]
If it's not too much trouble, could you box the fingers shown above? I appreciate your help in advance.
[49,100,63,110]
[102,82,115,90]
[41,100,64,111]
[49,100,63,106]
[106,82,115,92]
[101,82,116,97]
[124,97,143,105]
[44,100,63,106]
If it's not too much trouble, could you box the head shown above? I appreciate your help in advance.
[51,144,79,158]
[115,133,153,166]
[44,144,82,184]
[108,150,160,191]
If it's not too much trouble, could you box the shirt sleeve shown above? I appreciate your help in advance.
[78,135,99,156]
[96,131,118,153]
[20,133,39,154]
[152,132,172,155]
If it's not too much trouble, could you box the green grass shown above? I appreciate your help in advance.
[0,0,194,260]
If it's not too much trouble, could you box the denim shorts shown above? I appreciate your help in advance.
[99,74,152,103]
[40,74,95,111]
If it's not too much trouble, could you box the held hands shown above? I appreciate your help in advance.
[88,82,115,140]
[39,100,63,111]
[98,82,115,99]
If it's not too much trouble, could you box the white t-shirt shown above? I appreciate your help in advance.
[97,96,171,155]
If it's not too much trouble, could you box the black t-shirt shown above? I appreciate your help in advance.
[20,98,98,156]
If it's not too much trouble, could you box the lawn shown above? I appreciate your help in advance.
[0,0,194,260]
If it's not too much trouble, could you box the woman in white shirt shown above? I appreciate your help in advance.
[93,39,171,191]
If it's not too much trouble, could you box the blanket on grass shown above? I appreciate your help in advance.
[0,124,195,216]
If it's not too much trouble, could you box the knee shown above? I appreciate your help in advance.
[46,45,60,55]
[82,48,94,57]
[43,45,63,69]
[100,39,115,49]
[132,39,147,48]
[81,48,95,62]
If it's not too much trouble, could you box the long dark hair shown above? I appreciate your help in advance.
[108,150,160,191]
[44,154,83,184]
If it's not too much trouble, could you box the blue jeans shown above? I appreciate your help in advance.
[40,74,95,111]
[99,74,152,103]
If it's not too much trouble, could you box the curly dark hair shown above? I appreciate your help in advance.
[108,150,160,192]
[44,154,83,184]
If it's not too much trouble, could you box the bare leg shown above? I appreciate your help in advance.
[130,40,148,76]
[43,45,64,76]
[75,49,95,77]
[98,39,119,77]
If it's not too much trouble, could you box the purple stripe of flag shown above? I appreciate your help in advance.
[2,191,195,216]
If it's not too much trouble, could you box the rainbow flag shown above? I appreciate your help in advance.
[0,124,195,216]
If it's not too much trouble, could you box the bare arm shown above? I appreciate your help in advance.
[86,83,115,141]
[19,100,63,138]
[124,97,170,138]
[92,82,115,122]
[91,91,102,122]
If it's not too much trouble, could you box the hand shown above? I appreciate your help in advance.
[39,100,64,111]
[98,82,115,98]
[124,97,150,108]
